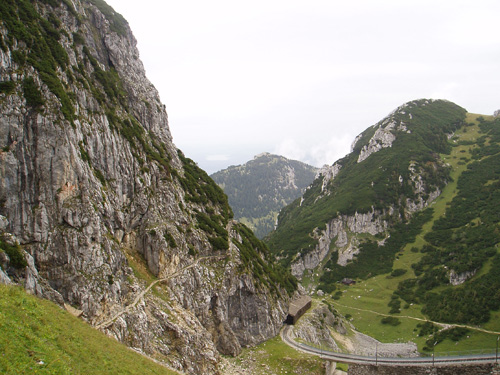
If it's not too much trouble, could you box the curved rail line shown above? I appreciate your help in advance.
[281,325,498,367]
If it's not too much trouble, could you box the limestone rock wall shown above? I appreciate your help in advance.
[291,209,389,278]
[0,1,288,373]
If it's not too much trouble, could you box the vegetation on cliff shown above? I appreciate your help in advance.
[233,222,297,295]
[266,99,466,267]
[0,0,296,372]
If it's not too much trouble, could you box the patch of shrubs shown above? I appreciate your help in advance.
[0,81,16,95]
[163,231,177,248]
[388,295,401,314]
[381,316,401,326]
[422,327,470,352]
[23,77,44,109]
[0,238,27,269]
[390,268,407,278]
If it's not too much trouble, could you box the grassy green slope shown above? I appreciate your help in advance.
[266,100,467,266]
[0,284,177,375]
[226,335,325,375]
[327,114,500,354]
[398,115,500,326]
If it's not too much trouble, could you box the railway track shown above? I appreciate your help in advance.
[281,325,498,367]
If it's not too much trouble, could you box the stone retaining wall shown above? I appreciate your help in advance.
[348,363,500,375]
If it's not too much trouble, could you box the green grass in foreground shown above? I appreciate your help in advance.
[0,284,177,375]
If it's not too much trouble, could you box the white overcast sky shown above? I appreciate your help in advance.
[105,0,500,174]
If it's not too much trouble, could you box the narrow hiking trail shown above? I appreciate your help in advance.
[333,301,500,335]
[96,254,227,329]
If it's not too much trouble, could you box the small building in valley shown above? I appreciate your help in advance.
[341,278,356,286]
[285,295,312,325]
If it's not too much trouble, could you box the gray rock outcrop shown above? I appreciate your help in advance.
[355,109,412,164]
[290,303,342,351]
[448,269,476,286]
[316,162,342,194]
[291,209,390,277]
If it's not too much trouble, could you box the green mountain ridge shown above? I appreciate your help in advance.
[211,152,318,238]
[265,99,500,349]
[267,99,466,264]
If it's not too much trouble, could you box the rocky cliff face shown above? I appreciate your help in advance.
[0,1,292,373]
[289,302,342,351]
[291,209,391,278]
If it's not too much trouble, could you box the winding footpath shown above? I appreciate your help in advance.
[95,255,227,329]
[281,325,499,367]
[333,301,500,336]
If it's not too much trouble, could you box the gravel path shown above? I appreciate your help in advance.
[95,255,227,329]
[330,328,418,358]
[333,301,500,336]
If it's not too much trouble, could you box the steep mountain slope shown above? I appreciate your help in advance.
[393,114,500,327]
[0,1,295,373]
[313,113,500,354]
[266,99,466,280]
[267,100,500,344]
[211,153,318,238]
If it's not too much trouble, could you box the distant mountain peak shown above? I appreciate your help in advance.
[211,154,318,238]
[254,151,272,158]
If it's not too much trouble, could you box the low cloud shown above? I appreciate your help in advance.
[273,138,307,162]
[273,132,355,168]
[310,133,354,167]
[107,0,500,175]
